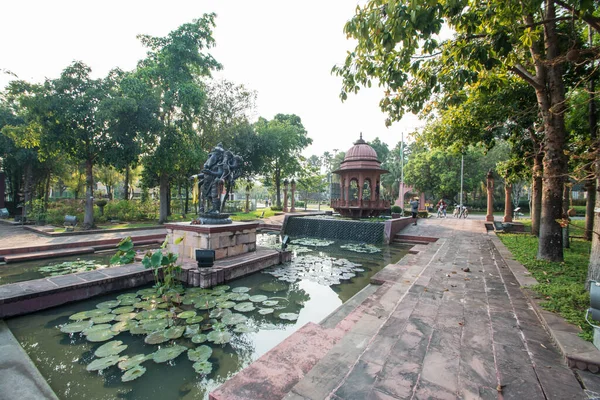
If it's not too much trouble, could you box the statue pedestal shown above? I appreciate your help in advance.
[164,221,258,261]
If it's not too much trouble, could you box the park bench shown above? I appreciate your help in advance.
[64,215,78,232]
[0,208,8,219]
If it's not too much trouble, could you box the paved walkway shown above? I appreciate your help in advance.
[214,217,600,400]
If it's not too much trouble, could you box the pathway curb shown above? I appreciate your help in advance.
[488,231,600,373]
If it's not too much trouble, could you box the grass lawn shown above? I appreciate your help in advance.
[230,208,277,221]
[497,218,593,341]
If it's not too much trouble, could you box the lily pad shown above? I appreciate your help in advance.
[144,330,169,345]
[164,326,185,339]
[153,345,187,363]
[86,329,116,342]
[195,300,216,310]
[187,345,212,362]
[60,320,93,334]
[111,320,137,333]
[192,360,213,374]
[233,302,255,312]
[290,238,334,247]
[258,308,274,315]
[186,316,204,325]
[278,313,299,321]
[83,324,112,336]
[68,311,91,321]
[112,306,135,315]
[118,354,151,371]
[91,314,115,324]
[212,322,227,331]
[114,312,137,322]
[258,281,287,292]
[212,285,230,291]
[177,310,197,319]
[141,319,168,332]
[233,324,257,333]
[222,313,248,325]
[207,330,232,344]
[216,301,236,309]
[184,324,200,337]
[249,295,268,303]
[118,297,139,306]
[209,308,232,319]
[129,325,148,335]
[262,300,279,306]
[121,365,146,382]
[231,286,250,293]
[86,355,122,371]
[85,309,110,318]
[229,293,250,301]
[94,340,128,358]
[191,334,208,344]
[116,293,138,301]
[97,300,121,309]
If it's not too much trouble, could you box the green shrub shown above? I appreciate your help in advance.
[103,199,158,221]
[295,200,305,208]
[391,205,402,213]
[270,205,283,211]
[45,199,85,225]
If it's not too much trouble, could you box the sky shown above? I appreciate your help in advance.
[0,0,424,157]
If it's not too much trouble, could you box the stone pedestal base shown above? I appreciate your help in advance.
[164,221,259,261]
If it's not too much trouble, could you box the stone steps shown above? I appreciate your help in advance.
[2,246,96,263]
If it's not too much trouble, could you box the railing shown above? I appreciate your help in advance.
[330,199,390,209]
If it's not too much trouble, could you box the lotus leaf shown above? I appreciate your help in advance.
[231,286,250,293]
[340,243,381,253]
[164,326,185,339]
[234,324,257,333]
[118,354,151,371]
[97,300,121,309]
[194,295,215,303]
[221,313,248,325]
[216,301,236,309]
[278,313,299,321]
[258,308,274,315]
[233,302,255,312]
[182,297,199,305]
[290,238,334,247]
[262,300,279,306]
[83,324,112,336]
[248,295,268,303]
[200,323,213,331]
[156,302,169,309]
[121,365,146,382]
[207,330,232,344]
[112,306,135,315]
[212,322,227,331]
[84,309,110,318]
[111,320,137,333]
[116,293,138,301]
[129,325,148,335]
[86,329,116,342]
[136,288,158,296]
[177,311,196,319]
[60,320,93,334]
[186,316,204,325]
[118,297,138,306]
[258,281,288,293]
[211,285,229,292]
[184,324,200,337]
[144,330,170,345]
[94,340,128,358]
[141,320,168,331]
[152,345,187,363]
[187,345,212,362]
[229,293,250,301]
[114,312,137,322]
[209,308,232,319]
[191,334,208,344]
[86,355,122,371]
[133,301,152,309]
[91,314,115,324]
[192,360,212,374]
[195,300,216,310]
[68,311,91,321]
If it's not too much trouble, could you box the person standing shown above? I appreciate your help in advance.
[410,197,419,226]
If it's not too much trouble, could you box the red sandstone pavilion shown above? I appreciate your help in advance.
[330,134,390,218]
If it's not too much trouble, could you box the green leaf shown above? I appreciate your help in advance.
[117,236,134,252]
[150,250,163,267]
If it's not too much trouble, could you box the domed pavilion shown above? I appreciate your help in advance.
[331,134,390,218]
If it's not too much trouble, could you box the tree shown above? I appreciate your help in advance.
[334,0,600,262]
[254,114,312,207]
[136,15,222,223]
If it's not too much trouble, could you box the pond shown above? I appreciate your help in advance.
[7,235,410,400]
[0,246,154,286]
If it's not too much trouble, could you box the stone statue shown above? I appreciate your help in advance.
[190,144,244,224]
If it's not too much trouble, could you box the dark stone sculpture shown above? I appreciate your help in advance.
[190,143,244,225]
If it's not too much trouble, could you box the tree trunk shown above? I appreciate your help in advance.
[562,183,570,249]
[531,152,543,236]
[124,164,130,200]
[83,158,95,229]
[44,172,51,212]
[158,173,169,224]
[185,184,189,215]
[22,163,33,221]
[535,2,567,261]
[275,169,281,208]
[178,183,185,218]
[586,161,600,288]
[586,30,597,241]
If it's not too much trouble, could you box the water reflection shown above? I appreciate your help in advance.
[7,234,410,400]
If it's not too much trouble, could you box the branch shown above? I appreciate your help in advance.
[554,0,600,33]
[510,64,543,90]
[522,16,573,29]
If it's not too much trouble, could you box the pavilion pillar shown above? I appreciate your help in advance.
[290,179,296,212]
[486,170,495,222]
[358,175,364,203]
[503,182,513,223]
[283,179,289,212]
[370,174,376,201]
